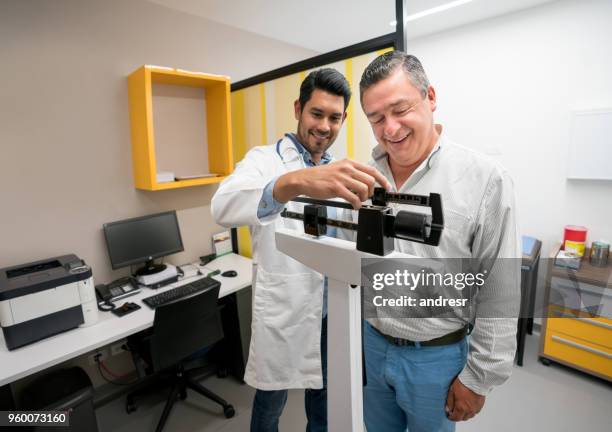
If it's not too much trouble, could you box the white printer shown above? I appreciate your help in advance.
[0,254,98,350]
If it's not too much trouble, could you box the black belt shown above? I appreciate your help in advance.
[372,325,468,347]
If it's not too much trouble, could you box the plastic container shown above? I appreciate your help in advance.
[589,240,610,267]
[563,225,587,257]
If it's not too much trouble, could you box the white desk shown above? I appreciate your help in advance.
[0,253,253,387]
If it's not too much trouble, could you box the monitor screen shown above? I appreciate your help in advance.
[103,211,184,270]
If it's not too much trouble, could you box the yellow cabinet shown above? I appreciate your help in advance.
[127,65,233,190]
[539,244,612,381]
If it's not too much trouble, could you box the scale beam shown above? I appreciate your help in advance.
[282,188,444,255]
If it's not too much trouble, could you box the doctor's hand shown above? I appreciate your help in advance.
[445,377,485,422]
[273,159,392,209]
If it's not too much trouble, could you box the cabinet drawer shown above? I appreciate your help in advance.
[544,330,612,379]
[547,307,612,349]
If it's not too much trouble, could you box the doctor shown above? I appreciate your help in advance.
[212,68,391,432]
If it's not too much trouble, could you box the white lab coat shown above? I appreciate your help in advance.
[211,136,325,390]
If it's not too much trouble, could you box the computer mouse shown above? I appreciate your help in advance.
[221,270,237,278]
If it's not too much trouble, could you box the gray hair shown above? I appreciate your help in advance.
[359,51,430,101]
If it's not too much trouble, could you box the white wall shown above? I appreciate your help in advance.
[406,0,612,256]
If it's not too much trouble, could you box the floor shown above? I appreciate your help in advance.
[96,333,611,432]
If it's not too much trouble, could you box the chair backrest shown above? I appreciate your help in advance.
[150,284,223,371]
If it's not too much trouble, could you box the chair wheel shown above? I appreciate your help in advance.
[539,357,552,366]
[126,402,137,414]
[223,405,235,418]
[179,391,187,400]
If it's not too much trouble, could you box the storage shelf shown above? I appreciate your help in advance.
[127,65,233,191]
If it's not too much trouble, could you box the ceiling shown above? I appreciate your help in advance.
[147,0,559,53]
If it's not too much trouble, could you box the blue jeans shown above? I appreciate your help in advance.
[250,318,327,432]
[363,321,468,432]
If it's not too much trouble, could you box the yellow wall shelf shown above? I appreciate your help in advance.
[127,65,233,191]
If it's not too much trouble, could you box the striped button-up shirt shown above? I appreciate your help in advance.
[367,127,521,395]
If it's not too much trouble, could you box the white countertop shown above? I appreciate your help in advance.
[0,253,252,387]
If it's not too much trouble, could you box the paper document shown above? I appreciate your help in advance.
[156,171,175,183]
[175,173,218,180]
[213,231,232,257]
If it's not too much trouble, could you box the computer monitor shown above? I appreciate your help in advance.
[103,211,184,276]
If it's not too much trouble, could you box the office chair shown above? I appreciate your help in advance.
[125,284,235,432]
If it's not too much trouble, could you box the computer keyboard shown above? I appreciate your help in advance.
[142,277,220,309]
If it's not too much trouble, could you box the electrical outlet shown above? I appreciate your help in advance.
[110,341,126,356]
[88,349,108,365]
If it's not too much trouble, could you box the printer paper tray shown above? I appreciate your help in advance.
[2,306,84,351]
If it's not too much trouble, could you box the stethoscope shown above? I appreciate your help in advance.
[276,135,307,168]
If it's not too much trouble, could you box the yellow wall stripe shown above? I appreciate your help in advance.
[377,47,394,56]
[259,83,267,145]
[230,90,253,258]
[237,226,252,258]
[231,90,247,162]
[299,71,306,82]
[345,59,355,159]
[241,84,267,258]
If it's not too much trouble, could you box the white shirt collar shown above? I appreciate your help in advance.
[371,124,445,184]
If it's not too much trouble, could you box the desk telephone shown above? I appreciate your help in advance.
[95,276,140,305]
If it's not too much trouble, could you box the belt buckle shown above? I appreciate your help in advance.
[390,335,414,347]
[399,338,412,347]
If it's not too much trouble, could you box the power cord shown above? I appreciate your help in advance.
[94,353,138,386]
